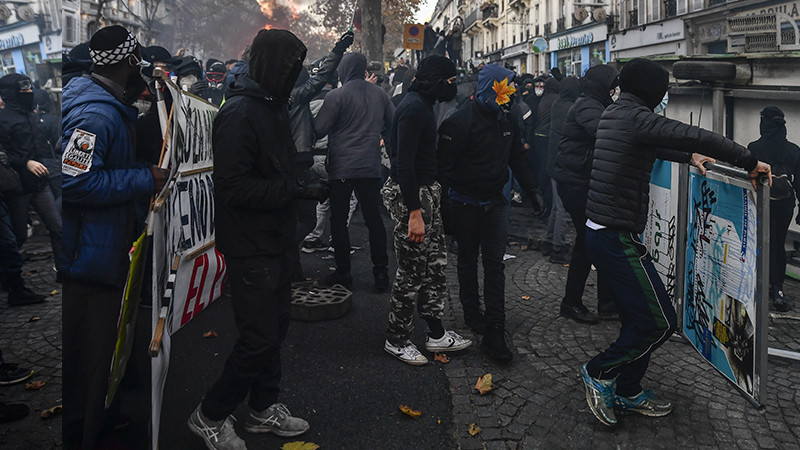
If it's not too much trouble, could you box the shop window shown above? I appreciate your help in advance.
[1,51,13,72]
[23,45,41,82]
[557,48,581,77]
[590,42,606,67]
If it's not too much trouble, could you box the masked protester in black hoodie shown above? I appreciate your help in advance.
[553,64,619,325]
[188,29,320,450]
[747,106,800,312]
[0,74,65,280]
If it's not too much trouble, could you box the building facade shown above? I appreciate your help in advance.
[66,0,175,52]
[0,0,61,81]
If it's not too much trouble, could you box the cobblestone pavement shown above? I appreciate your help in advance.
[440,206,800,449]
[0,229,62,449]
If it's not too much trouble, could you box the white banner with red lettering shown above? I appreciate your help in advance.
[151,81,224,449]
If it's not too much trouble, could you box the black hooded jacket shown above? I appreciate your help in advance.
[586,92,757,233]
[212,30,307,257]
[0,80,50,193]
[747,111,800,203]
[314,53,395,179]
[546,77,580,176]
[553,65,619,186]
[533,78,559,136]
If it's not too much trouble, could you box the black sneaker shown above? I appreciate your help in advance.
[597,301,619,320]
[7,286,45,306]
[0,402,29,424]
[374,271,389,293]
[773,290,791,312]
[322,271,353,289]
[537,239,552,256]
[560,304,599,324]
[481,328,513,361]
[301,238,328,254]
[549,250,570,265]
[0,363,34,385]
[463,310,488,335]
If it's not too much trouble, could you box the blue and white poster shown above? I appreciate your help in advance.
[684,172,758,399]
[642,160,680,305]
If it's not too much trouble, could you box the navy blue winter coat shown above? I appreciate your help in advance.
[61,76,154,287]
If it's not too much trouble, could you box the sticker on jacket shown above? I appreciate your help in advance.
[62,129,96,176]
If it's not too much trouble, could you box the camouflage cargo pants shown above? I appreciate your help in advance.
[382,178,448,346]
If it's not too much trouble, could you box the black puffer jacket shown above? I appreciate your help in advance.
[552,65,618,186]
[533,78,559,136]
[213,30,307,258]
[0,83,51,193]
[546,77,580,176]
[587,92,757,233]
[747,108,800,202]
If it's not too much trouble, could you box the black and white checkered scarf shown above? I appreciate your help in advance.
[90,31,138,66]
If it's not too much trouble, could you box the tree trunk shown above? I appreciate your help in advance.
[361,0,382,73]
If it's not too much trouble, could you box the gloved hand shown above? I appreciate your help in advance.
[293,180,330,202]
[527,190,545,216]
[189,80,208,95]
[332,31,355,54]
[150,166,170,192]
[0,151,7,166]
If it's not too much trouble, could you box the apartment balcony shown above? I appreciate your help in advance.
[665,0,677,18]
[629,9,639,27]
[481,4,500,29]
[457,0,468,15]
[544,22,552,35]
[556,17,566,32]
[464,8,479,32]
[509,0,525,9]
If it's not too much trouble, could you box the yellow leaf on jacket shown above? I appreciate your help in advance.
[399,404,422,418]
[475,373,493,395]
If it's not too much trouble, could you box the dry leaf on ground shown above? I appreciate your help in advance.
[469,423,481,436]
[41,405,62,419]
[399,404,422,418]
[25,380,45,390]
[202,330,218,338]
[475,373,493,395]
[434,352,450,363]
[281,442,319,450]
[50,290,59,296]
[27,316,40,323]
[521,295,530,300]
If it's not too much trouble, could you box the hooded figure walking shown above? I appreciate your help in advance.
[188,29,327,449]
[747,106,800,312]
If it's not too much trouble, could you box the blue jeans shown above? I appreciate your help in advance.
[452,197,508,330]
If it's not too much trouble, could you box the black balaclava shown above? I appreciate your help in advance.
[248,29,307,103]
[0,73,33,111]
[582,64,619,107]
[619,58,669,110]
[760,106,787,140]
[410,55,457,103]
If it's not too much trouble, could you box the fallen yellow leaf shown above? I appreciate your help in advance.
[281,442,319,450]
[50,290,59,296]
[202,330,218,338]
[521,296,530,300]
[475,373,493,395]
[469,423,481,436]
[434,352,450,363]
[41,405,62,419]
[399,404,422,418]
[25,380,45,390]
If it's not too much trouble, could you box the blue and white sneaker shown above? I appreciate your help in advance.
[578,363,617,426]
[614,389,673,417]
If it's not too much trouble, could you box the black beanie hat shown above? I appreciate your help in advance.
[761,106,785,124]
[619,58,669,110]
[415,55,456,82]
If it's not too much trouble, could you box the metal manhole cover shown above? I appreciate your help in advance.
[290,281,352,322]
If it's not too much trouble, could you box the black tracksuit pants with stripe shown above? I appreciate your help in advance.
[584,228,678,397]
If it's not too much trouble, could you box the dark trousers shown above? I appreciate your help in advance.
[557,183,614,309]
[452,198,508,329]
[6,186,65,272]
[201,252,292,420]
[0,201,22,279]
[532,135,552,208]
[329,178,388,276]
[770,198,795,291]
[62,280,125,449]
[585,229,677,397]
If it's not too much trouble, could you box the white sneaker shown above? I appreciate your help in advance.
[187,404,247,450]
[384,340,428,366]
[425,330,472,352]
[244,403,309,437]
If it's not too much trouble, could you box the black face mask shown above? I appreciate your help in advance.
[17,92,34,112]
[500,93,517,114]
[437,81,457,102]
[124,72,148,106]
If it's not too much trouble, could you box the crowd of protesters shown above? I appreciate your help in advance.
[35,20,794,449]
